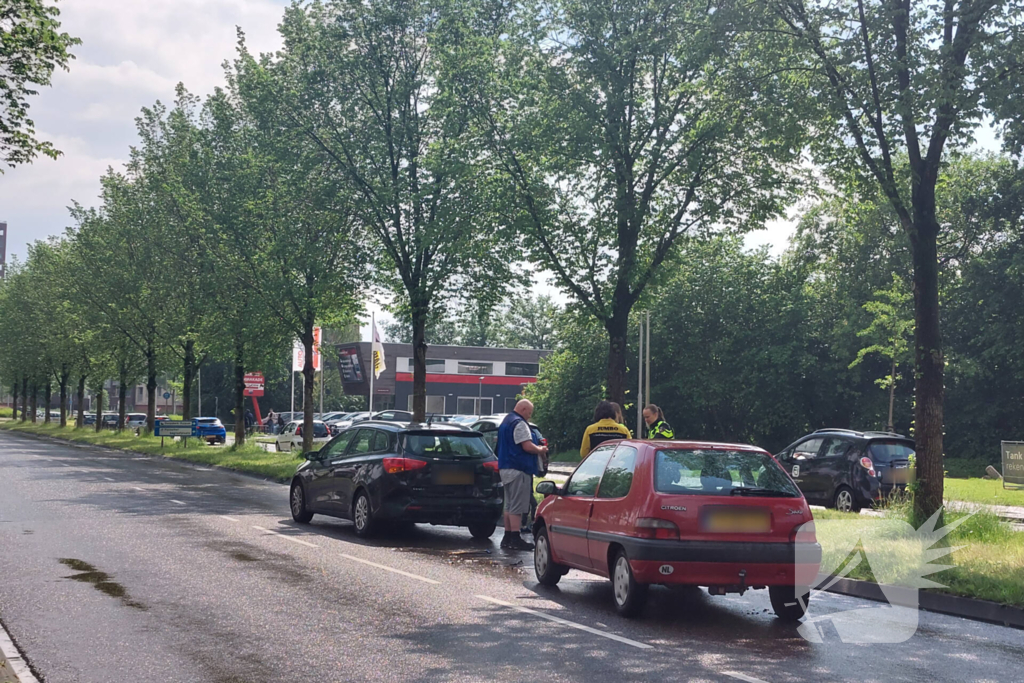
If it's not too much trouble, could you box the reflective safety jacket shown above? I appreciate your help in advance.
[580,419,631,458]
[648,419,675,440]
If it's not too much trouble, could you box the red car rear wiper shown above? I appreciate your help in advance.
[729,486,792,497]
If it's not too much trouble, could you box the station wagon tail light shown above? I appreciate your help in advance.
[634,518,679,540]
[482,460,499,472]
[382,457,428,475]
[859,456,876,477]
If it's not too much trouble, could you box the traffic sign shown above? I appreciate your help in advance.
[155,422,194,437]
[1002,441,1024,488]
[163,392,171,399]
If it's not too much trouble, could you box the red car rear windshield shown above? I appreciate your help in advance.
[655,449,800,497]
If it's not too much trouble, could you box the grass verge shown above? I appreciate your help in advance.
[812,506,1024,608]
[944,477,1024,508]
[0,420,300,482]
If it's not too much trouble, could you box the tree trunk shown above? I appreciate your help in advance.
[29,383,37,423]
[59,367,69,428]
[146,343,157,435]
[411,302,428,422]
[604,313,630,407]
[11,376,18,421]
[117,371,128,433]
[43,381,52,424]
[909,213,945,523]
[76,375,87,428]
[21,377,28,422]
[182,340,195,421]
[234,338,246,448]
[302,325,315,452]
[95,385,104,433]
[887,357,896,433]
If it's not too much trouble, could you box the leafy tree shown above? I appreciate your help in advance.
[850,274,914,432]
[472,0,802,405]
[241,0,513,421]
[490,295,560,350]
[760,0,1024,517]
[0,0,79,168]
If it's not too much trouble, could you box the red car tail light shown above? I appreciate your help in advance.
[634,518,679,540]
[859,456,876,477]
[382,457,428,475]
[482,460,499,472]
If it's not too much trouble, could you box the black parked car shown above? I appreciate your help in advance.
[775,429,916,512]
[289,422,503,539]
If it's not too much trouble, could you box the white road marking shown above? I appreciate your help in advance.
[132,487,145,491]
[475,595,653,650]
[0,618,41,683]
[103,477,115,481]
[60,463,70,467]
[169,499,186,506]
[219,515,240,523]
[340,553,440,584]
[252,525,320,548]
[723,672,770,683]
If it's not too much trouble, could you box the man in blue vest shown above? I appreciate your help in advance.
[496,399,547,550]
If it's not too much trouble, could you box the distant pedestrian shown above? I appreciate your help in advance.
[610,402,632,438]
[580,401,631,458]
[496,399,547,551]
[244,409,255,431]
[276,413,285,434]
[643,404,675,440]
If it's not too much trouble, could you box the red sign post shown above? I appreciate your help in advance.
[243,373,265,425]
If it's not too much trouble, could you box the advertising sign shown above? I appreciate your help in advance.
[338,347,364,383]
[243,372,265,397]
[292,327,323,372]
[1001,441,1024,488]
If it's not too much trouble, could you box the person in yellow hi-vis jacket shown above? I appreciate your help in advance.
[580,401,631,458]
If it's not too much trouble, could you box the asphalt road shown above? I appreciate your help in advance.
[1,431,1021,683]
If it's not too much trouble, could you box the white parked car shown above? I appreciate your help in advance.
[125,413,147,429]
[275,420,331,452]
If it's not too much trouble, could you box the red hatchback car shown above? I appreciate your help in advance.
[533,440,821,619]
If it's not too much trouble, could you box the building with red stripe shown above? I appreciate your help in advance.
[333,342,549,415]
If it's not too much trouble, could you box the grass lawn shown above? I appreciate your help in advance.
[0,420,300,481]
[549,449,582,464]
[812,506,1024,607]
[944,477,1024,508]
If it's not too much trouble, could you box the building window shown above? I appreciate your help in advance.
[505,362,539,377]
[405,358,446,373]
[504,397,517,413]
[407,395,446,414]
[457,362,493,375]
[456,397,493,415]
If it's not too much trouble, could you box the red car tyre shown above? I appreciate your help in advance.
[611,549,648,617]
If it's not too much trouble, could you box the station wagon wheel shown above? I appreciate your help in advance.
[833,486,860,513]
[290,482,313,524]
[353,491,375,537]
[533,526,565,586]
[611,549,648,618]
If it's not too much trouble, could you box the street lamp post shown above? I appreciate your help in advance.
[478,376,484,415]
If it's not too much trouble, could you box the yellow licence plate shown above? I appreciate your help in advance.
[701,508,770,533]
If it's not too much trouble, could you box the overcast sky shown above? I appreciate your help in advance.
[0,0,870,340]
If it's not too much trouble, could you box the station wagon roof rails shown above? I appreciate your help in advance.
[863,431,906,438]
[812,428,863,436]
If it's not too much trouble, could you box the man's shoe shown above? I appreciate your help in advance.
[500,534,514,549]
[505,535,535,551]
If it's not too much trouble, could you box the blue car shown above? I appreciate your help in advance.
[193,417,226,445]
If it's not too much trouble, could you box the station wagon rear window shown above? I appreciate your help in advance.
[868,442,915,463]
[404,433,491,459]
[655,449,800,497]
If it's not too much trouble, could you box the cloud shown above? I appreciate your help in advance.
[0,0,288,263]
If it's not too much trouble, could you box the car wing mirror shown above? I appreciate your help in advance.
[535,480,559,497]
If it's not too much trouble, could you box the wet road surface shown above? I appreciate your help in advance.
[1,430,1022,682]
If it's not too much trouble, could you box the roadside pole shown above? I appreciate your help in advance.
[369,313,375,413]
[645,310,651,411]
[290,371,294,416]
[198,369,202,417]
[637,316,644,438]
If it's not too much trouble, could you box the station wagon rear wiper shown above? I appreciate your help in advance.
[729,487,791,497]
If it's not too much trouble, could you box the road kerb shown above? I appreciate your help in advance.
[0,620,39,683]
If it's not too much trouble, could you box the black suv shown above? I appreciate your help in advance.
[289,422,503,539]
[775,429,915,512]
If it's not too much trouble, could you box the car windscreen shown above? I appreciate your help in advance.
[403,433,492,459]
[869,441,915,463]
[655,449,801,497]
